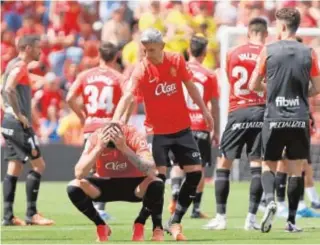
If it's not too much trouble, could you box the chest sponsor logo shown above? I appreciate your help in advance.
[231,122,263,130]
[269,121,306,129]
[190,113,204,122]
[155,82,177,96]
[105,161,128,171]
[275,96,300,107]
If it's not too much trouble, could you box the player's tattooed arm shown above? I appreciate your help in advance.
[3,67,29,128]
[122,147,156,176]
[3,67,21,116]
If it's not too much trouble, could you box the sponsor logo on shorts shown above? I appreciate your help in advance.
[192,152,201,158]
[105,161,128,171]
[1,127,14,136]
[269,121,306,129]
[192,131,209,140]
[275,96,300,107]
[231,122,263,130]
[155,82,177,96]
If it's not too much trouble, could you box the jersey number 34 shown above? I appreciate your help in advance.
[84,85,115,114]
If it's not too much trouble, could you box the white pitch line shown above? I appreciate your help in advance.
[2,225,318,232]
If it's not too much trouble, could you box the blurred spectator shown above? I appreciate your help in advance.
[40,106,60,143]
[1,29,16,74]
[99,0,119,23]
[198,23,219,69]
[120,1,134,27]
[297,1,318,28]
[78,23,100,70]
[164,1,194,54]
[57,111,83,146]
[34,72,63,119]
[122,23,141,67]
[214,0,238,26]
[101,3,131,46]
[310,0,320,27]
[63,63,81,91]
[138,1,166,33]
[16,14,45,40]
[47,4,83,77]
[188,0,215,16]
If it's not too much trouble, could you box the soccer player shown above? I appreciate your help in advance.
[203,18,268,231]
[66,123,165,242]
[66,42,125,220]
[249,8,320,233]
[273,37,320,218]
[168,34,220,219]
[112,28,213,240]
[1,35,54,226]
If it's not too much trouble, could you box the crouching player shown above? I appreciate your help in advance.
[66,123,164,242]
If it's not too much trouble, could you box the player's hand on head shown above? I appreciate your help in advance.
[106,124,127,151]
[96,127,111,150]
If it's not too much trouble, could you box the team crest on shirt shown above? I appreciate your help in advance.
[170,67,177,77]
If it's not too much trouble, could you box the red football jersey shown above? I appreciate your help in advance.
[131,52,193,135]
[74,67,124,133]
[186,60,219,131]
[85,124,150,178]
[227,43,266,112]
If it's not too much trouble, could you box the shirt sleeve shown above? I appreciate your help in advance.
[310,49,320,78]
[179,55,193,82]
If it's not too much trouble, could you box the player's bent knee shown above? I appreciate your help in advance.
[68,179,82,187]
[185,171,202,187]
[145,180,164,201]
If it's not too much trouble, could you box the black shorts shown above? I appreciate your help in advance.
[262,120,310,161]
[147,128,202,168]
[1,115,41,163]
[219,106,265,160]
[86,176,146,202]
[165,131,211,167]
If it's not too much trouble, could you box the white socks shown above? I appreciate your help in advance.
[306,187,320,204]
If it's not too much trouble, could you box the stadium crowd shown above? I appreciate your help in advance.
[1,0,320,146]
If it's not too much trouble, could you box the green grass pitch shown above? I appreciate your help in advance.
[1,182,320,244]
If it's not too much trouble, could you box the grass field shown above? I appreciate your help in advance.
[1,182,320,244]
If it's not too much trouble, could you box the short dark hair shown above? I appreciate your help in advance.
[248,17,268,34]
[190,35,208,57]
[17,35,40,51]
[99,42,119,62]
[275,8,301,33]
[296,36,303,43]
